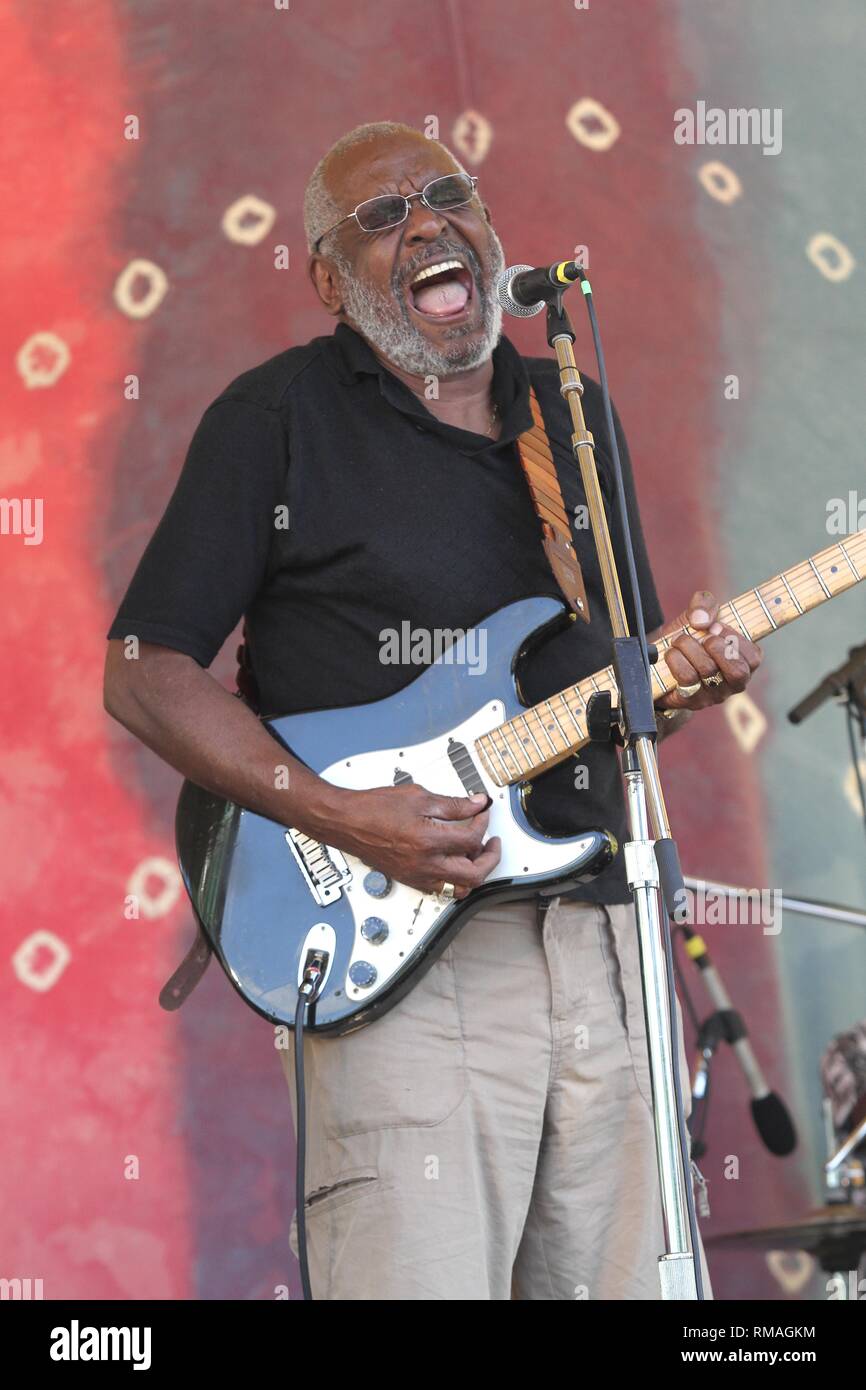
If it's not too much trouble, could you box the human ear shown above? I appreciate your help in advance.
[309,254,343,316]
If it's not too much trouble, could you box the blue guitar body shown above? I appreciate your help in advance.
[176,596,615,1033]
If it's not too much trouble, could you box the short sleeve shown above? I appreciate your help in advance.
[605,397,664,634]
[107,397,287,666]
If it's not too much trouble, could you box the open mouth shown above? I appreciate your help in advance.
[407,257,475,321]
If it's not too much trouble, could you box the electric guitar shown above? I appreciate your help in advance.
[176,529,865,1034]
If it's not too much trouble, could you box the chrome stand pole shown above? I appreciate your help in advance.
[551,312,701,1299]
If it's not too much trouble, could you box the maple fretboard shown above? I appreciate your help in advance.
[475,529,866,787]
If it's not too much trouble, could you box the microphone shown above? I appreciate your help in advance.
[496,260,584,317]
[787,641,866,724]
[681,924,797,1156]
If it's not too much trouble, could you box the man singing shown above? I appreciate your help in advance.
[104,122,761,1299]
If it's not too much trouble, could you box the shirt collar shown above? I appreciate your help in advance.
[326,321,533,451]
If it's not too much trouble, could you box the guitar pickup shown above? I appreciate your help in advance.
[285,829,352,906]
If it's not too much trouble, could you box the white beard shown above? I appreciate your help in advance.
[337,227,506,377]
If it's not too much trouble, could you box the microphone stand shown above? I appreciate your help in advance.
[543,286,704,1300]
[787,640,866,727]
[675,920,797,1158]
[788,641,866,852]
[689,1011,723,1162]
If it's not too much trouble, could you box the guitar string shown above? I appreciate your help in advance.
[479,532,866,782]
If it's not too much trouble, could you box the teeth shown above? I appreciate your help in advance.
[410,258,464,287]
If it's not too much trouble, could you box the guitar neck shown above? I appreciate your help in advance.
[476,529,866,787]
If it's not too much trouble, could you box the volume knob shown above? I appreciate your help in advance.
[348,960,377,989]
[363,870,392,899]
[361,916,389,945]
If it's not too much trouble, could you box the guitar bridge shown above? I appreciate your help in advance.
[285,829,352,905]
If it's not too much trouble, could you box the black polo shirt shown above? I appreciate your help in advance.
[108,322,664,904]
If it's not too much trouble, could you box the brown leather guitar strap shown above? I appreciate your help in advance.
[516,386,590,623]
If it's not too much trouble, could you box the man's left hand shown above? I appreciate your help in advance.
[656,589,763,712]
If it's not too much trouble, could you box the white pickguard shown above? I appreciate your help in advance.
[311,701,598,1007]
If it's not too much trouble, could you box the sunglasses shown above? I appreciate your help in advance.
[313,173,479,252]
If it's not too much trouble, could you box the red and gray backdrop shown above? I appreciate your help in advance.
[2,0,864,1302]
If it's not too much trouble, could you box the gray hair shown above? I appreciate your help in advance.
[303,121,468,255]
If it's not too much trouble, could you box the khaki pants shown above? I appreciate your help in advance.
[277,896,712,1300]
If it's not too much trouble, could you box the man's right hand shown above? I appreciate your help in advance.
[330,783,502,900]
[104,643,500,902]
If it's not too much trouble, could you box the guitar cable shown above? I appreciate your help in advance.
[294,953,327,1302]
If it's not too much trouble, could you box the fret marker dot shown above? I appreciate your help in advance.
[831,565,838,573]
[774,597,781,604]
